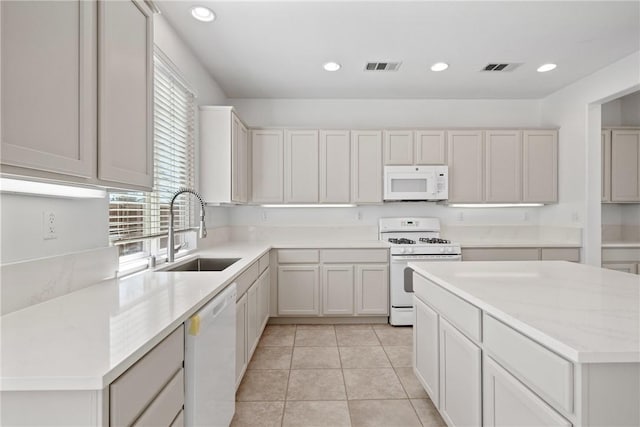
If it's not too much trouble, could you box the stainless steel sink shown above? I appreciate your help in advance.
[164,258,240,272]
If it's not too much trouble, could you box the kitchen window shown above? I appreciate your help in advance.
[108,50,196,272]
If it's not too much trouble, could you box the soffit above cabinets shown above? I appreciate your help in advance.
[157,1,639,99]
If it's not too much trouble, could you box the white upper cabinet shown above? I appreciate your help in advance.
[602,130,612,202]
[610,129,640,202]
[485,130,522,202]
[1,0,95,178]
[284,130,319,203]
[200,107,249,204]
[447,131,484,203]
[384,130,414,165]
[1,0,154,191]
[384,130,447,165]
[320,130,351,203]
[251,129,284,203]
[98,0,154,190]
[522,130,558,203]
[351,130,383,203]
[415,131,447,165]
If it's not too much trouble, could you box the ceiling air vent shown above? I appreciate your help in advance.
[481,63,522,72]
[365,62,401,71]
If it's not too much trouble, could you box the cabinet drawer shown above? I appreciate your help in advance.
[236,261,260,299]
[601,247,640,263]
[413,273,481,342]
[462,248,539,261]
[133,368,184,427]
[278,249,320,264]
[110,325,184,427]
[484,357,571,427]
[541,248,580,262]
[321,249,388,264]
[258,252,270,273]
[483,314,573,414]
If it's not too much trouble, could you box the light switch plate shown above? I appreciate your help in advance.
[43,211,57,240]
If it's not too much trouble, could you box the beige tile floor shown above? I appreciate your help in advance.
[232,324,446,427]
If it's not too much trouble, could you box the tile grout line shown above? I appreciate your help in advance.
[280,324,297,427]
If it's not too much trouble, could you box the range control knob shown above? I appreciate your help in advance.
[398,247,405,254]
[439,247,445,253]
[446,247,452,253]
[406,247,414,254]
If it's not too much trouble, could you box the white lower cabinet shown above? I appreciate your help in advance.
[235,293,248,387]
[355,264,388,315]
[602,263,638,274]
[414,298,440,406]
[438,318,482,427]
[277,265,320,315]
[484,356,571,427]
[322,265,355,315]
[276,249,389,317]
[236,263,271,387]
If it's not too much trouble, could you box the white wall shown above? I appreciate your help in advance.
[602,90,640,126]
[0,15,229,264]
[540,51,640,265]
[230,98,541,129]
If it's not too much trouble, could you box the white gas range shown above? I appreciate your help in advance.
[379,217,461,326]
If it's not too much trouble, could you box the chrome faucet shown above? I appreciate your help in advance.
[167,188,207,263]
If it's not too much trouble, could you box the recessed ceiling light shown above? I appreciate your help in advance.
[537,63,557,73]
[430,62,449,72]
[323,62,341,72]
[191,6,215,22]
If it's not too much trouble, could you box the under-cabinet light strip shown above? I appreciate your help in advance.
[261,204,356,208]
[0,178,107,199]
[448,203,544,208]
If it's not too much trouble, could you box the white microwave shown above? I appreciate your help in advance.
[383,165,449,201]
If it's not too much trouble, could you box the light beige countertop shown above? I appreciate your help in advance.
[409,260,640,364]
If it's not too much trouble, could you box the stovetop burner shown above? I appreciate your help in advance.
[419,237,451,244]
[388,238,415,245]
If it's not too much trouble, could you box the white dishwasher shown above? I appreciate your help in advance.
[185,283,237,427]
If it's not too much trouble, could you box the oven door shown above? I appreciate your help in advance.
[390,255,462,307]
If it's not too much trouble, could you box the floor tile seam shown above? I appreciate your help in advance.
[408,397,429,427]
[391,366,411,400]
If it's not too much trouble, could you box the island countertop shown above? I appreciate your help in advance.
[408,261,640,363]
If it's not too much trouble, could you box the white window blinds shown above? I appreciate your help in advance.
[109,53,196,257]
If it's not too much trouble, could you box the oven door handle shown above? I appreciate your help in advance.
[404,267,414,293]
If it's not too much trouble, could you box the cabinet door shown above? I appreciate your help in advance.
[284,130,319,203]
[320,130,351,203]
[251,129,284,203]
[232,115,248,203]
[1,0,94,178]
[485,130,522,202]
[384,130,414,165]
[447,131,484,203]
[414,298,440,406]
[351,131,383,203]
[98,0,153,190]
[277,265,320,315]
[484,356,571,427]
[355,264,388,315]
[611,130,640,202]
[439,318,482,427]
[322,265,354,315]
[258,268,271,331]
[235,295,247,387]
[522,130,558,203]
[415,131,446,165]
[602,130,612,202]
[247,282,259,359]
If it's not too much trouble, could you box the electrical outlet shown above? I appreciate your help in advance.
[43,211,57,240]
[571,212,579,223]
[356,211,362,221]
[260,210,267,222]
[457,212,464,222]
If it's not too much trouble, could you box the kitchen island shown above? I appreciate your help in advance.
[408,260,640,427]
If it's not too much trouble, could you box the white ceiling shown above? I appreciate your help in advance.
[157,1,640,99]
